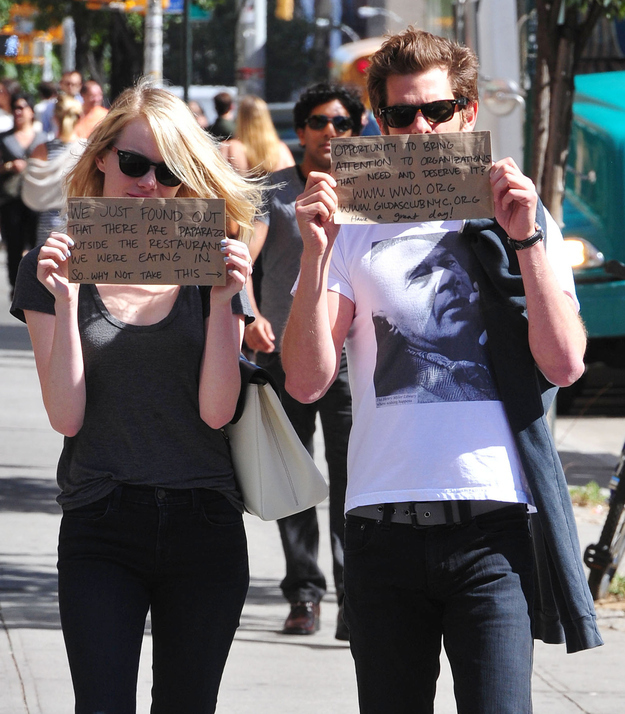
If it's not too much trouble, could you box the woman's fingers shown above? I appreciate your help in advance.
[36,233,79,297]
[217,238,253,296]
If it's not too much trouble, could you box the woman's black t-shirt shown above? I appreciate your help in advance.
[11,246,253,510]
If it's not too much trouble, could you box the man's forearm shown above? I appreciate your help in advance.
[282,251,341,403]
[519,243,586,387]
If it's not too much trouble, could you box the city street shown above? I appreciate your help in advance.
[2,0,625,710]
[1,252,625,712]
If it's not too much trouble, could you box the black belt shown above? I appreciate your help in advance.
[110,484,223,508]
[348,501,515,527]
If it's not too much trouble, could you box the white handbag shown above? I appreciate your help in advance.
[225,358,329,521]
[21,142,84,212]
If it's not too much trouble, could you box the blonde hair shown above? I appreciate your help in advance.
[234,95,283,175]
[65,78,263,243]
[54,94,83,140]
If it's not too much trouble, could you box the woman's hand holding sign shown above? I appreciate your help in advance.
[37,232,80,304]
[212,237,253,305]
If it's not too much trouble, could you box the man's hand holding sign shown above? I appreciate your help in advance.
[331,131,493,224]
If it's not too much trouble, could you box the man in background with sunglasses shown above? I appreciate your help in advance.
[282,28,600,713]
[245,83,364,641]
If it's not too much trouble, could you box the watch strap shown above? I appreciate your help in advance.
[507,224,544,251]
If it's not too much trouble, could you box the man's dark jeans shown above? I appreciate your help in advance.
[256,350,352,605]
[344,504,534,714]
[57,485,249,714]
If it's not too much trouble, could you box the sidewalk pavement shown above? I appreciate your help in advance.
[2,273,625,713]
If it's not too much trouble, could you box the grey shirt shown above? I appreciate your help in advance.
[257,165,305,351]
[12,246,253,510]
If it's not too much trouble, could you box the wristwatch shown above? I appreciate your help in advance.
[507,223,544,251]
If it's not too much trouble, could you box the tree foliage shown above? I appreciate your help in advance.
[3,1,320,103]
[0,0,13,27]
[266,0,316,101]
[531,0,625,222]
[0,1,143,99]
[164,2,238,87]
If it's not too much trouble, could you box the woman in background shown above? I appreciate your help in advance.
[221,94,294,176]
[25,94,84,245]
[221,95,292,244]
[0,80,16,133]
[188,99,209,130]
[0,91,46,295]
[11,79,261,714]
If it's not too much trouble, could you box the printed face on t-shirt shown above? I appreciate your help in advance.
[371,233,481,358]
[370,231,497,405]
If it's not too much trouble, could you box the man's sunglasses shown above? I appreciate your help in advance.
[304,114,354,133]
[111,146,182,187]
[378,97,469,129]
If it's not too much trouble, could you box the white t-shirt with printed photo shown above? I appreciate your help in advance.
[327,216,576,513]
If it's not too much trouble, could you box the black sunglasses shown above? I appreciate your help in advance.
[378,98,469,129]
[111,146,182,187]
[304,114,354,133]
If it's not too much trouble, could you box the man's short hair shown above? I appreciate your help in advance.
[80,79,102,96]
[294,82,365,136]
[37,81,58,100]
[213,92,233,116]
[62,70,83,84]
[367,28,479,122]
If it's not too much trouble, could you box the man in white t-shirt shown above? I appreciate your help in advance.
[281,28,595,714]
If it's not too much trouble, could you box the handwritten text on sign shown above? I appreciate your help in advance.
[67,197,227,285]
[331,131,493,224]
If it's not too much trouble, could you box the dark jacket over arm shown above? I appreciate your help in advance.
[464,206,603,654]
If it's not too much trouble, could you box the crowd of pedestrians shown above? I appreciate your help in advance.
[0,72,108,298]
[1,24,603,714]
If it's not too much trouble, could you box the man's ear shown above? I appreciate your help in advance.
[375,114,388,135]
[461,100,478,132]
[296,126,306,147]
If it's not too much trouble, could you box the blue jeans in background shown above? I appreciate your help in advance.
[344,504,534,714]
[256,350,351,606]
[57,485,249,714]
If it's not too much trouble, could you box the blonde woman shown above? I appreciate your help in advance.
[26,94,84,245]
[11,79,261,714]
[221,94,294,176]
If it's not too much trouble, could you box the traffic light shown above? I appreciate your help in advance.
[275,0,294,21]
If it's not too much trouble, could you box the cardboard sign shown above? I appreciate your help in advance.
[66,197,227,285]
[331,131,494,224]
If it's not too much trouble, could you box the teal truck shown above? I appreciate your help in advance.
[563,70,625,367]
